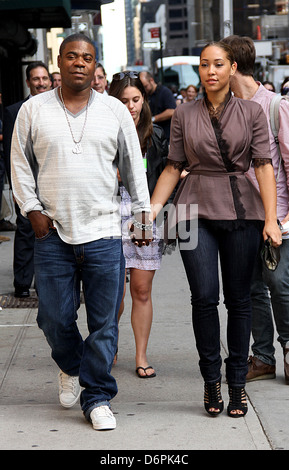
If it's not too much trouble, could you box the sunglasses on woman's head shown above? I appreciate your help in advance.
[112,71,139,80]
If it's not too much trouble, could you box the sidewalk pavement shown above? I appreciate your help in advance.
[0,228,288,451]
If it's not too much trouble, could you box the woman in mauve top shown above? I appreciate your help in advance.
[151,42,282,418]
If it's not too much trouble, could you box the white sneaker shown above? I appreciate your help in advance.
[90,405,116,430]
[58,371,81,408]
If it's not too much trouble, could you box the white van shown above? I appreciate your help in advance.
[155,56,200,90]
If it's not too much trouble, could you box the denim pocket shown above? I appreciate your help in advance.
[35,227,56,241]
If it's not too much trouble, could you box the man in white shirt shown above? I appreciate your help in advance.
[11,33,151,431]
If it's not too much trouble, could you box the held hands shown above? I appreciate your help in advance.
[130,211,153,247]
[27,211,55,239]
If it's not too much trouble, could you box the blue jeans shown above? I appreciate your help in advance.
[179,221,261,387]
[34,230,125,418]
[251,238,289,365]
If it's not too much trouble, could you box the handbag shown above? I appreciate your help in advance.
[261,238,280,271]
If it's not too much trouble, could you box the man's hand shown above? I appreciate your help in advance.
[28,211,54,238]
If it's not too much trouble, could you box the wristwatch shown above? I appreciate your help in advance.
[152,116,155,123]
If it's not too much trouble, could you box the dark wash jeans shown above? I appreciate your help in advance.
[34,229,125,418]
[179,220,262,387]
[250,237,289,365]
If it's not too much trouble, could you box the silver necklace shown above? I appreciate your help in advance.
[59,87,91,154]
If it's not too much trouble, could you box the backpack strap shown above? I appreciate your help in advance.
[269,94,282,141]
[269,94,284,182]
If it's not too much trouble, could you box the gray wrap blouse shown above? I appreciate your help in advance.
[168,94,271,222]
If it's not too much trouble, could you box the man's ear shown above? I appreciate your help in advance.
[230,61,237,76]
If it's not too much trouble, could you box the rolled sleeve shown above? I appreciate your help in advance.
[278,98,289,195]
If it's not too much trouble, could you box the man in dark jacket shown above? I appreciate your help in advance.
[140,71,176,141]
[0,91,16,235]
[3,61,51,297]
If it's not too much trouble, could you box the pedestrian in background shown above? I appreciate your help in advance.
[91,62,108,94]
[109,70,168,378]
[263,80,275,92]
[222,35,289,385]
[51,71,61,89]
[3,61,51,298]
[139,71,176,141]
[0,91,13,243]
[280,76,289,96]
[184,84,198,102]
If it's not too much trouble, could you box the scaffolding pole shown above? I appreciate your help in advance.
[220,0,233,39]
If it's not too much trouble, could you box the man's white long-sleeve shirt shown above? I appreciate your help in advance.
[11,88,150,244]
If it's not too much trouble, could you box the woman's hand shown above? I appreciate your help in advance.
[254,163,281,247]
[263,219,282,247]
[129,211,153,247]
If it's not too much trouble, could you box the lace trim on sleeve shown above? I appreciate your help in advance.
[252,158,272,168]
[166,158,187,172]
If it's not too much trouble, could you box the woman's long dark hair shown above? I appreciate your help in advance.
[109,72,153,154]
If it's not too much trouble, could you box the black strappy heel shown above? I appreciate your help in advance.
[204,380,224,417]
[227,386,248,418]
